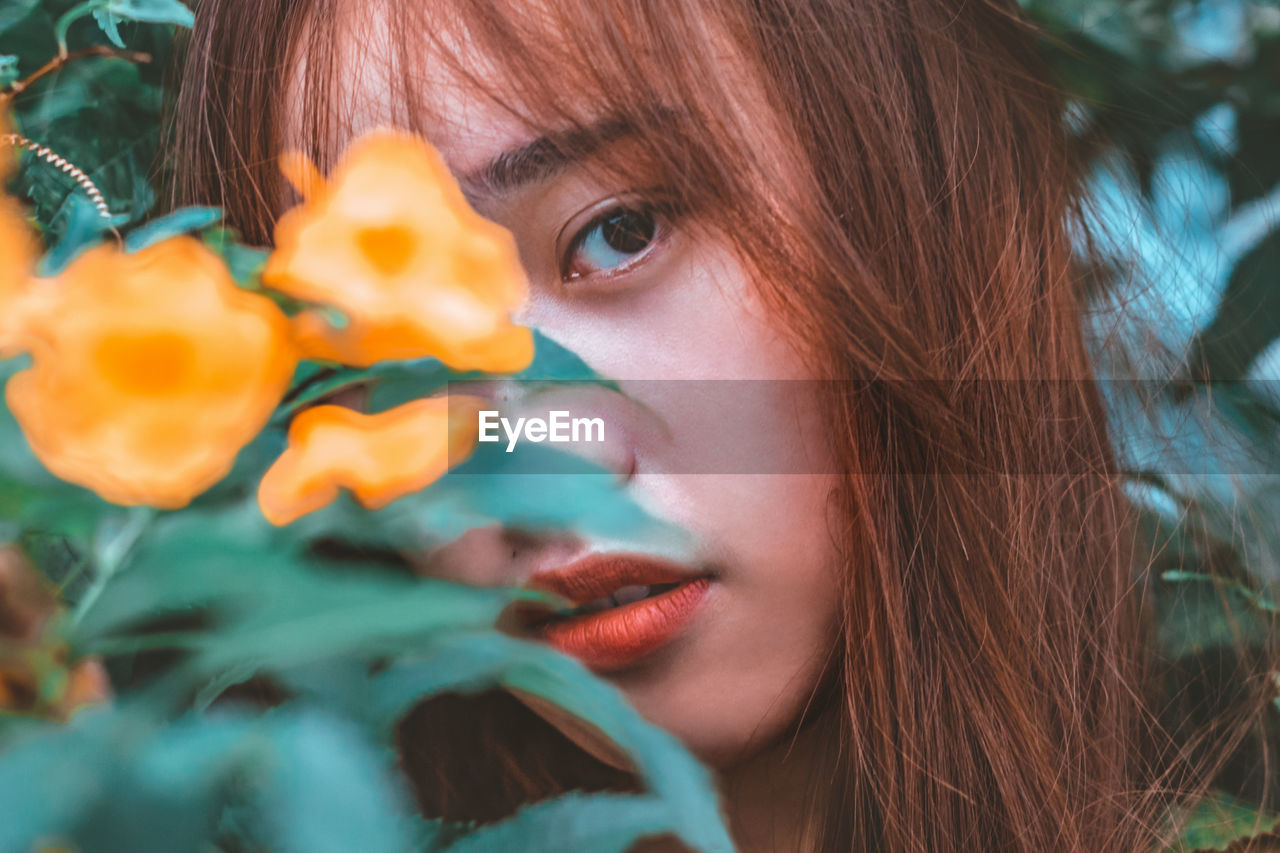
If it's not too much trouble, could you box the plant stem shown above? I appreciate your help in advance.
[0,46,151,103]
[53,0,105,56]
[71,507,154,627]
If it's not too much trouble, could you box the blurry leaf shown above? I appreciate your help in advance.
[13,55,165,244]
[439,793,678,853]
[283,329,617,420]
[70,501,526,677]
[184,427,287,509]
[36,193,113,276]
[93,8,125,48]
[122,205,221,252]
[277,359,453,422]
[0,0,37,37]
[1186,230,1280,383]
[348,632,734,853]
[1155,570,1272,659]
[0,2,52,74]
[0,703,415,853]
[1163,570,1279,615]
[104,0,194,29]
[254,709,416,853]
[202,228,270,285]
[0,53,17,88]
[54,1,105,52]
[1167,790,1280,851]
[0,706,231,853]
[514,330,613,384]
[56,0,191,51]
[313,442,692,555]
[1226,111,1280,209]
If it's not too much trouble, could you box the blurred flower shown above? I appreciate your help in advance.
[0,196,38,357]
[0,545,110,721]
[5,237,297,508]
[262,130,534,373]
[258,395,483,525]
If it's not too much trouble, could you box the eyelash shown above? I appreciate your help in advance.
[558,198,675,286]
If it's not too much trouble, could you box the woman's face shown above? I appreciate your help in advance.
[301,12,843,767]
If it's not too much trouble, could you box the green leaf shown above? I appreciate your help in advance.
[106,0,194,29]
[347,633,734,853]
[254,709,416,853]
[439,793,682,853]
[59,0,194,50]
[12,50,168,244]
[0,704,416,853]
[276,358,454,422]
[93,8,126,48]
[36,193,113,275]
[514,330,613,384]
[0,705,231,853]
[302,442,692,556]
[0,53,17,87]
[1155,570,1272,659]
[69,501,527,678]
[280,330,615,421]
[122,205,221,252]
[54,1,108,53]
[0,0,37,38]
[1162,570,1280,616]
[203,228,270,285]
[1185,230,1280,383]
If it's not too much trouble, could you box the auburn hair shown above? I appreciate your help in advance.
[169,0,1249,849]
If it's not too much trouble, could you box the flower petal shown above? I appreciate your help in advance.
[263,129,533,373]
[258,395,483,525]
[5,237,297,508]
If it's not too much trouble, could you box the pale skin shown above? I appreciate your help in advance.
[286,6,845,849]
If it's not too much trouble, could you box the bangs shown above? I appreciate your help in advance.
[286,0,814,298]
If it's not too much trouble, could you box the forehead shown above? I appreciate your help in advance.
[286,0,543,180]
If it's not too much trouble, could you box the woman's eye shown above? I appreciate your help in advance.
[562,205,662,282]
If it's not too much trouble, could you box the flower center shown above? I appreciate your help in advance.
[95,331,196,395]
[357,224,417,277]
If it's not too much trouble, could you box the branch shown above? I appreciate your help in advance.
[0,46,151,103]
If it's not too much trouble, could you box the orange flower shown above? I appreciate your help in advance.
[262,130,534,373]
[5,237,297,508]
[0,195,37,356]
[258,395,483,525]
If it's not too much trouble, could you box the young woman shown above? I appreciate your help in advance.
[171,0,1204,849]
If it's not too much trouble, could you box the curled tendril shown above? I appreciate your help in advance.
[2,132,112,220]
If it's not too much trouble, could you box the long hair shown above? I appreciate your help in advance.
[170,1,1199,848]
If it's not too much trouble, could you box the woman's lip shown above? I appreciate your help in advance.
[523,554,712,671]
[526,552,694,603]
[537,578,712,672]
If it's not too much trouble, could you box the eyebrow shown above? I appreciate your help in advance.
[459,115,664,201]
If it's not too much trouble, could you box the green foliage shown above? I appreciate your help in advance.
[0,705,420,853]
[278,330,619,421]
[87,0,194,50]
[122,204,220,251]
[2,0,172,240]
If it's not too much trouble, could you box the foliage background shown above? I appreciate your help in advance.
[0,0,1278,850]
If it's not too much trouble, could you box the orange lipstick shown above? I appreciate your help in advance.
[526,554,711,671]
